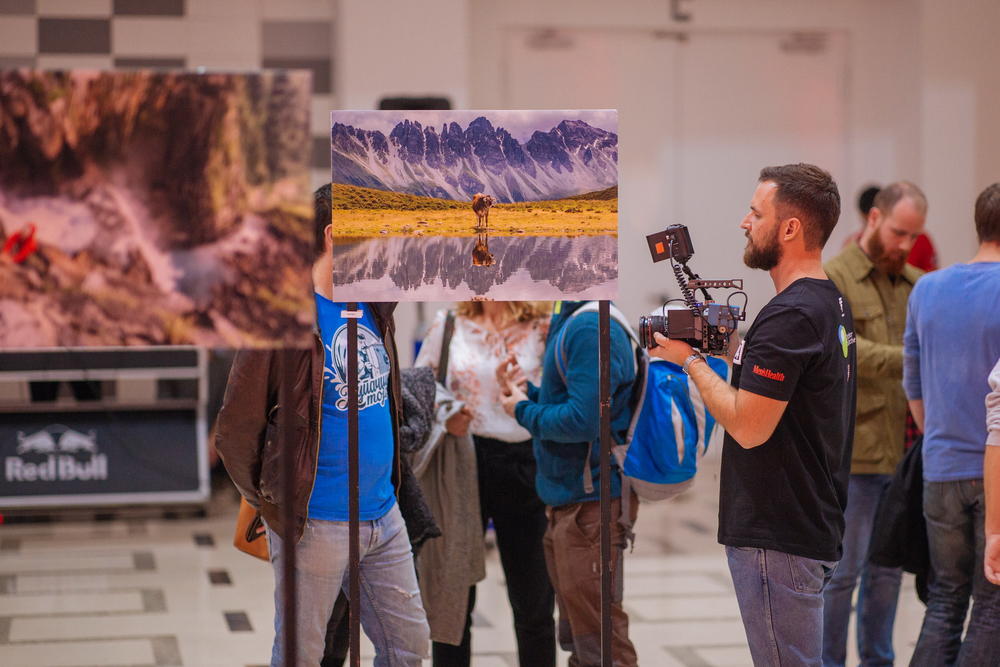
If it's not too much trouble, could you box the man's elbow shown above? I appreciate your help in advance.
[726,424,773,449]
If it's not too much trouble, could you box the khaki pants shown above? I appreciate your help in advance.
[543,494,638,667]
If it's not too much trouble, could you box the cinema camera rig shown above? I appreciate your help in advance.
[638,224,748,356]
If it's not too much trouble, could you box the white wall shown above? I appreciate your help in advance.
[469,0,925,227]
[336,0,470,110]
[918,0,1000,267]
[334,0,998,361]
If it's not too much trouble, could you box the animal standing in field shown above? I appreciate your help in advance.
[471,193,495,231]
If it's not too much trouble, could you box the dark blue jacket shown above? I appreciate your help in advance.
[515,301,636,507]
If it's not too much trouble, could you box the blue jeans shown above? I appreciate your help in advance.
[727,546,838,666]
[267,502,430,666]
[910,479,1000,666]
[822,474,902,666]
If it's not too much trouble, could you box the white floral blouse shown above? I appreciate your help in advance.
[415,309,548,443]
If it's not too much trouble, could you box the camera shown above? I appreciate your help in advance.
[638,224,747,355]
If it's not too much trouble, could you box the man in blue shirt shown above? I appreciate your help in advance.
[216,185,429,665]
[904,183,1000,664]
[500,301,638,666]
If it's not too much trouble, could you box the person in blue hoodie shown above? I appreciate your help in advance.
[500,300,637,667]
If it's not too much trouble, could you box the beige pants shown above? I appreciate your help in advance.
[543,493,638,667]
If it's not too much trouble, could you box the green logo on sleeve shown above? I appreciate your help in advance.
[838,325,849,358]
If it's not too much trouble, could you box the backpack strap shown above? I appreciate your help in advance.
[553,303,596,494]
[436,310,456,386]
[555,301,639,385]
[553,302,643,527]
[613,444,637,552]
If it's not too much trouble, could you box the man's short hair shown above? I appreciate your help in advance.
[759,163,841,250]
[872,181,927,218]
[858,185,881,216]
[975,182,1000,244]
[314,184,332,258]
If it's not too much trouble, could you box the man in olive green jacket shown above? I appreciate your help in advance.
[821,181,927,666]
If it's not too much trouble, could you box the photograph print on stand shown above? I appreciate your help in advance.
[330,109,618,301]
[0,69,314,348]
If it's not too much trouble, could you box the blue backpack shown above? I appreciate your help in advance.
[555,303,729,509]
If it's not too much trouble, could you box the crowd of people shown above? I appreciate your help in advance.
[214,168,1000,666]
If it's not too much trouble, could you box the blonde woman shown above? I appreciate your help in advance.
[415,300,555,667]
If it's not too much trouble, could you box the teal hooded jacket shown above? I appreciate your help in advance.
[515,301,636,507]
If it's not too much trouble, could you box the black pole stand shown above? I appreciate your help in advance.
[598,300,612,667]
[279,348,298,666]
[345,303,362,667]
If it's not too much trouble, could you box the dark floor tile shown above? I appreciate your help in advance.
[312,135,329,170]
[113,0,184,16]
[38,18,111,54]
[133,551,156,571]
[142,588,167,612]
[193,533,215,547]
[114,56,185,69]
[151,635,182,666]
[208,569,232,585]
[261,57,331,94]
[0,0,33,14]
[0,56,35,68]
[225,611,253,632]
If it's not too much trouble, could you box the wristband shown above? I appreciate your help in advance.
[682,352,706,375]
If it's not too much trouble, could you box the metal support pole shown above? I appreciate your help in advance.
[598,300,612,666]
[346,303,361,667]
[279,348,298,666]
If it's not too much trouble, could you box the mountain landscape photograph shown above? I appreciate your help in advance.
[330,109,619,301]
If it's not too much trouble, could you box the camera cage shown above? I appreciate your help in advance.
[642,225,748,352]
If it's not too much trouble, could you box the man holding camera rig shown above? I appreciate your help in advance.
[651,163,857,665]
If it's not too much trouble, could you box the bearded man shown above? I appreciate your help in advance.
[821,181,927,667]
[652,164,857,664]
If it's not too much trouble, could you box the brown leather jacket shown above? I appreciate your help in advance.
[215,303,402,542]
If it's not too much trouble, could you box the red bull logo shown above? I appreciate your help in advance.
[6,425,107,482]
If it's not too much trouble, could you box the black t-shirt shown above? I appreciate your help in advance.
[718,278,857,561]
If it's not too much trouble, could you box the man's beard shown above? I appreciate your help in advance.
[743,224,782,270]
[867,230,907,275]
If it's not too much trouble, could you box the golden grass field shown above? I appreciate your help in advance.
[331,184,617,238]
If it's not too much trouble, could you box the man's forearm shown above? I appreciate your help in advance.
[687,359,739,434]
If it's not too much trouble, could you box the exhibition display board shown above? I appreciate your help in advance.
[0,347,208,507]
[0,69,314,349]
[330,108,621,666]
[330,109,618,302]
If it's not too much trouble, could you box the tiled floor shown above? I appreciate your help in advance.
[0,450,927,666]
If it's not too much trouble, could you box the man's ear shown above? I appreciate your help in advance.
[866,207,882,234]
[324,223,334,251]
[782,217,802,242]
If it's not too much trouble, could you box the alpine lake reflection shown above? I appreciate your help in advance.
[332,232,618,302]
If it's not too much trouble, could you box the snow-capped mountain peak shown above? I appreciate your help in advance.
[331,117,618,203]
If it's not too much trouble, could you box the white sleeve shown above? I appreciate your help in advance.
[987,357,1000,447]
[414,310,448,376]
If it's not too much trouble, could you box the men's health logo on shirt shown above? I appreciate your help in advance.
[837,324,855,358]
[324,324,390,412]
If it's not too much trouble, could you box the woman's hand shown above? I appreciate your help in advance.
[495,354,527,395]
[445,405,474,437]
[500,383,528,418]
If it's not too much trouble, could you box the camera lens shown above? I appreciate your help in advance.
[638,315,667,349]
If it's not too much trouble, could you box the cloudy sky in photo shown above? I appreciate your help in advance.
[331,109,617,143]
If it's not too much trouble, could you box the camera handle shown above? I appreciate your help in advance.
[671,256,713,306]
